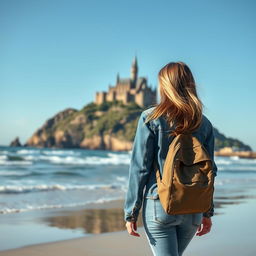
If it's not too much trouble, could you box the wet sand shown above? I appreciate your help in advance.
[0,191,256,256]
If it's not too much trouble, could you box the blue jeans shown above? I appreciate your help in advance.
[142,197,203,256]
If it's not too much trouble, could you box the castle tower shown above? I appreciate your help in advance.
[116,72,120,84]
[95,56,156,107]
[130,55,138,82]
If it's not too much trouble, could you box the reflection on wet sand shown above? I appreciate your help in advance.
[40,191,256,235]
[43,208,135,234]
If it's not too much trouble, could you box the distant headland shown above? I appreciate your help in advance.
[9,101,252,155]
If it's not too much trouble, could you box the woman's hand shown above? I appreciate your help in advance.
[196,217,212,236]
[125,221,140,237]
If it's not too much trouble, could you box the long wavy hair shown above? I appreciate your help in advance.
[145,61,204,137]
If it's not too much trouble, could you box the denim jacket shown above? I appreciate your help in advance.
[123,106,218,222]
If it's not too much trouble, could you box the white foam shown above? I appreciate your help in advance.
[16,149,39,155]
[116,176,127,182]
[24,154,131,165]
[0,160,33,166]
[217,166,256,171]
[0,171,30,176]
[0,150,9,154]
[215,158,232,165]
[0,197,121,214]
[0,183,123,194]
[215,156,256,165]
[42,150,80,156]
[230,156,240,160]
[10,150,131,165]
[17,148,80,156]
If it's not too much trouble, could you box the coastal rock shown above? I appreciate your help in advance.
[80,135,104,150]
[24,108,78,148]
[10,137,22,147]
[24,102,141,151]
[80,134,133,151]
[24,101,252,152]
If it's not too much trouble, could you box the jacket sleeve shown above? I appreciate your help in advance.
[123,111,155,222]
[203,122,218,218]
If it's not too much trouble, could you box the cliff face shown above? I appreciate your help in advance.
[24,101,252,152]
[25,108,79,148]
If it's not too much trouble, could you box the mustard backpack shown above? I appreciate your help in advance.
[155,133,215,215]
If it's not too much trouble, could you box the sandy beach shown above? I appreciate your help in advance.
[1,192,256,256]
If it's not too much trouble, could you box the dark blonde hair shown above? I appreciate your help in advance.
[145,61,204,136]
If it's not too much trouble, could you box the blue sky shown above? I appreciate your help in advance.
[0,0,255,150]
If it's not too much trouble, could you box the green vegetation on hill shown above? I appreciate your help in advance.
[24,100,252,151]
[214,128,251,151]
[77,101,143,141]
[25,101,144,150]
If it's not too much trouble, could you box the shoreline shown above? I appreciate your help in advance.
[214,150,256,159]
[1,194,256,256]
[0,199,131,251]
[0,191,249,251]
[2,144,256,159]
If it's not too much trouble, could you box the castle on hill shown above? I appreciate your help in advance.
[95,56,157,107]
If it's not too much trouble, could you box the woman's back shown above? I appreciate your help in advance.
[142,106,217,200]
[124,106,217,222]
[124,61,218,256]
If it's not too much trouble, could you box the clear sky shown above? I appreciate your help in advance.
[0,0,255,150]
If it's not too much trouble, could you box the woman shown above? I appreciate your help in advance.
[123,61,218,256]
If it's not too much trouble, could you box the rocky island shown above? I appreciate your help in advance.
[24,101,142,151]
[19,100,251,153]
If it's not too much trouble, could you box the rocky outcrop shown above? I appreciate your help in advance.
[80,134,133,151]
[24,108,79,148]
[24,102,142,151]
[10,137,22,147]
[23,101,252,152]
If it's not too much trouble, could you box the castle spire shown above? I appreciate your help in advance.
[116,72,120,84]
[130,55,138,82]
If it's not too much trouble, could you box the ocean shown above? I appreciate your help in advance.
[0,146,130,214]
[0,145,256,215]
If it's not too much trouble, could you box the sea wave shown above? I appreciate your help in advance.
[41,150,81,156]
[215,177,256,186]
[0,153,130,166]
[215,156,256,165]
[15,149,40,155]
[0,197,121,214]
[0,148,125,165]
[0,171,39,177]
[217,166,256,171]
[16,148,81,156]
[0,170,85,178]
[0,159,33,166]
[116,176,127,182]
[0,183,124,194]
[25,154,130,165]
[3,148,256,167]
